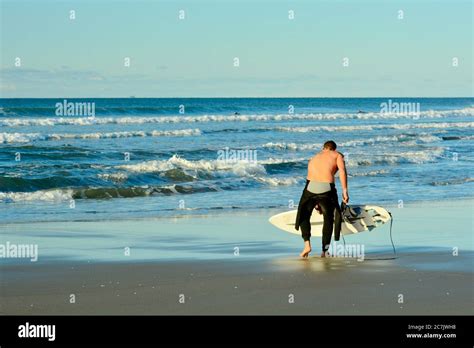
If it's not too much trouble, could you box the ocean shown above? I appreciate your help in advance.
[0,98,473,223]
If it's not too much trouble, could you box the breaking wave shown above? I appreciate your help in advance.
[0,129,201,143]
[1,107,472,127]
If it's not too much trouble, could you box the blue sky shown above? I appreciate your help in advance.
[1,0,472,97]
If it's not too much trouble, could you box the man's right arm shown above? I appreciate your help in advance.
[336,153,349,203]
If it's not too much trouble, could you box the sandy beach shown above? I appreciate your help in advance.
[1,199,473,315]
[1,252,473,315]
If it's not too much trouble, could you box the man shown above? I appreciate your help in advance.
[295,140,349,258]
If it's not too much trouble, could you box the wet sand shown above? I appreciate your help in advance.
[1,199,473,315]
[1,251,472,315]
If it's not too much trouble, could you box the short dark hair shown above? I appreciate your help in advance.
[323,140,337,150]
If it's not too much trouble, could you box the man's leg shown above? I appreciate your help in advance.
[299,197,316,258]
[332,190,342,241]
[319,196,335,256]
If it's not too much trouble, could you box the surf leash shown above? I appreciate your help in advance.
[388,211,396,255]
[340,203,397,260]
[365,209,397,260]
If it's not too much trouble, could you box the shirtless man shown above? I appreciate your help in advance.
[294,140,349,258]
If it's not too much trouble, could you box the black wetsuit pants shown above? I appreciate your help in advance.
[298,183,341,252]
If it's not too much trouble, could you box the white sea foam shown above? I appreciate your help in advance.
[349,169,390,177]
[0,174,300,203]
[115,155,307,182]
[262,142,318,151]
[261,134,443,151]
[97,173,128,182]
[116,154,268,176]
[345,148,445,166]
[253,176,300,186]
[430,177,474,186]
[0,132,42,143]
[2,107,472,127]
[0,189,73,202]
[258,157,308,165]
[397,148,446,164]
[0,129,201,143]
[116,149,446,177]
[275,122,474,133]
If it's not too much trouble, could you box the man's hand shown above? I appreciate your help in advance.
[343,190,349,203]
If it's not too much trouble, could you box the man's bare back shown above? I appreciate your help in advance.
[307,148,349,203]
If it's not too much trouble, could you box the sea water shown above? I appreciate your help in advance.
[0,98,473,223]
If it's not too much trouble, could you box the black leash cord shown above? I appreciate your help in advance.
[388,211,396,255]
[340,206,397,259]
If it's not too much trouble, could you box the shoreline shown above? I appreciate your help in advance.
[1,198,472,262]
[2,196,473,225]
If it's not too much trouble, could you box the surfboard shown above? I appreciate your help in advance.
[269,204,391,236]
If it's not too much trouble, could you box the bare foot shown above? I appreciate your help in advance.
[321,251,330,258]
[300,241,312,258]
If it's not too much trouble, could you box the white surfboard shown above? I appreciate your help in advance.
[269,205,391,236]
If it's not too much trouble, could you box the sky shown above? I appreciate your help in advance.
[0,0,472,97]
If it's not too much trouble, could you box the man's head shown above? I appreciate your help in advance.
[323,140,337,151]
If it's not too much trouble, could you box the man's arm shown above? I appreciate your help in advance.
[336,153,349,203]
